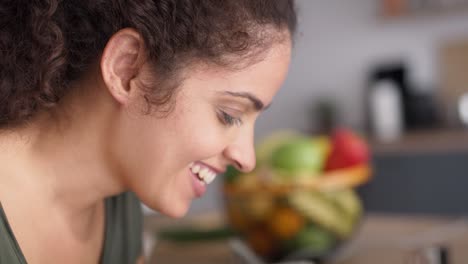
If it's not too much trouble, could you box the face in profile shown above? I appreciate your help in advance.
[113,41,292,217]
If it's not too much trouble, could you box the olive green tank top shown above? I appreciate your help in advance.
[0,192,143,264]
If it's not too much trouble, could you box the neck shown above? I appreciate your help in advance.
[0,80,125,219]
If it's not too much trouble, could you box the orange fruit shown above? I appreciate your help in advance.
[269,207,305,240]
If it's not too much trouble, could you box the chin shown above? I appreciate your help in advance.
[160,208,188,219]
[144,199,191,218]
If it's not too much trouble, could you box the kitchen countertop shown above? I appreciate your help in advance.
[143,212,468,264]
[331,214,468,264]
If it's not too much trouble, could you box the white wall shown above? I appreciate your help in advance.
[255,0,468,140]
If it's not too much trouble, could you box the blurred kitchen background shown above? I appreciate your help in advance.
[182,0,468,216]
[145,0,468,263]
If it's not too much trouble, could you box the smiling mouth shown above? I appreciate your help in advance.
[189,162,218,185]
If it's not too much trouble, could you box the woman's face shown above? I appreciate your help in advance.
[113,42,291,217]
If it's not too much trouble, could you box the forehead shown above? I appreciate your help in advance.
[179,41,292,102]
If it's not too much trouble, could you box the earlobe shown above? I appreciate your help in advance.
[100,28,146,105]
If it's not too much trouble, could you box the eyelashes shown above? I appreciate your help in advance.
[218,110,243,127]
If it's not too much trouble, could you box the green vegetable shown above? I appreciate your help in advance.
[224,165,241,183]
[286,225,335,255]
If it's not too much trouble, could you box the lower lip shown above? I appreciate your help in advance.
[190,170,207,197]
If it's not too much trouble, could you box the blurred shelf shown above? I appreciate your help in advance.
[381,0,468,19]
[370,129,468,155]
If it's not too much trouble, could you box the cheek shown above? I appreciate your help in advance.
[168,92,240,160]
[175,115,236,161]
[108,110,177,176]
[109,102,236,216]
[112,119,194,216]
[106,110,202,217]
[182,132,226,159]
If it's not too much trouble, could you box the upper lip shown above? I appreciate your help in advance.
[196,162,225,175]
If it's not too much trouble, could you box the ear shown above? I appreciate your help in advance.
[100,28,146,105]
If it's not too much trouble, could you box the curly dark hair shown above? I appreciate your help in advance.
[0,0,297,127]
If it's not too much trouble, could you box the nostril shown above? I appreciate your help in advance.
[223,143,256,173]
[234,161,242,171]
[234,160,256,173]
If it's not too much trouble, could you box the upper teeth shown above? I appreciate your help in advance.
[192,165,201,174]
[190,164,217,185]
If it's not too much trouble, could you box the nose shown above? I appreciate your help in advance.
[223,130,256,173]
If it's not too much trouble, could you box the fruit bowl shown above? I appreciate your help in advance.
[223,165,371,263]
[222,129,372,263]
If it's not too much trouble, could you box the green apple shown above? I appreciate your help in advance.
[270,137,326,174]
[255,130,302,167]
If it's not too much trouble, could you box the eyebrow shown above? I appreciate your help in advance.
[222,91,269,111]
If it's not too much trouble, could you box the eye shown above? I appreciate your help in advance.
[218,110,243,127]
